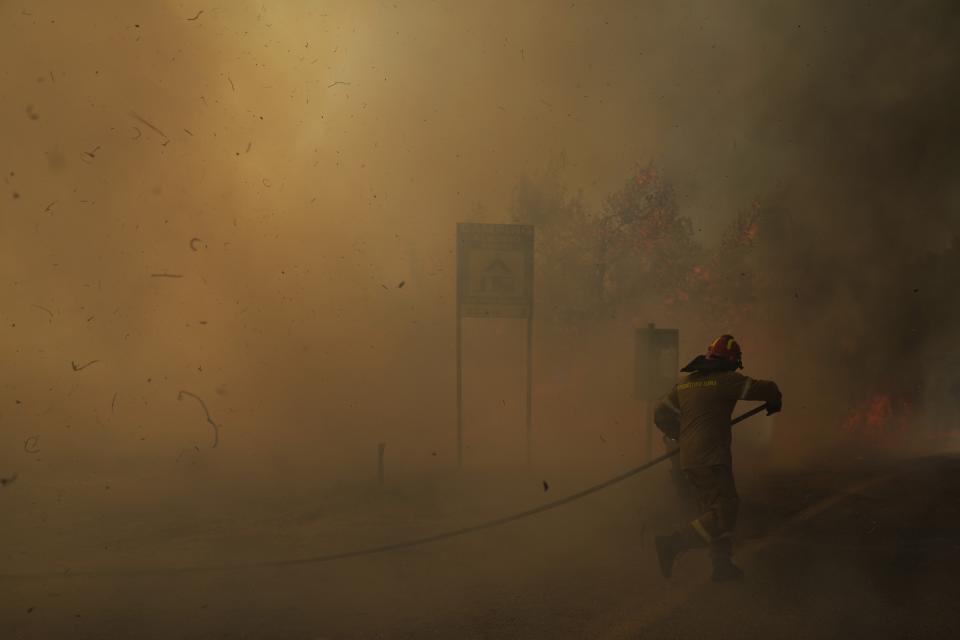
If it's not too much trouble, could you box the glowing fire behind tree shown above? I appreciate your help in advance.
[513,161,960,444]
[840,393,915,444]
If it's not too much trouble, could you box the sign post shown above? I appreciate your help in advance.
[635,323,679,461]
[456,223,535,468]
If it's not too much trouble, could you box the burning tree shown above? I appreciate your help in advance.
[514,158,960,445]
[510,157,600,326]
[675,202,764,328]
[512,162,754,327]
[595,165,700,314]
[512,163,709,325]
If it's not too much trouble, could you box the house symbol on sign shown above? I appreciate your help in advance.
[480,257,515,293]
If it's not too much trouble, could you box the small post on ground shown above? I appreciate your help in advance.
[378,442,386,487]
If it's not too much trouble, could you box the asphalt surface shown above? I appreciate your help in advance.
[599,455,960,640]
[3,454,960,639]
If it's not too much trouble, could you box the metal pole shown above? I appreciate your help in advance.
[526,313,533,468]
[456,229,464,470]
[640,400,653,461]
[525,230,534,469]
[646,401,654,462]
[644,323,655,462]
[457,313,463,469]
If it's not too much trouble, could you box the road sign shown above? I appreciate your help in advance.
[456,223,535,469]
[457,223,534,318]
[635,324,679,401]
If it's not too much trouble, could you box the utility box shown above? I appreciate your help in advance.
[635,323,679,401]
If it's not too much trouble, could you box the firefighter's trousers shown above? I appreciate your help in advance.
[684,464,739,559]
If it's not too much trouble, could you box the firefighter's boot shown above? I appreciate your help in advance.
[655,527,704,579]
[655,534,683,578]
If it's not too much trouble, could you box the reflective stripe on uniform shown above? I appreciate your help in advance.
[739,378,753,400]
[691,518,712,543]
[677,380,718,391]
[663,397,680,414]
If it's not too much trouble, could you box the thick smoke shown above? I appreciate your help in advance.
[0,2,959,633]
[512,0,960,463]
[0,0,957,484]
[731,0,960,455]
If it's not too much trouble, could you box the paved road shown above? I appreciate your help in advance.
[597,455,960,639]
[3,455,960,639]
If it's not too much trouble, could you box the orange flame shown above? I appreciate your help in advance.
[841,393,912,439]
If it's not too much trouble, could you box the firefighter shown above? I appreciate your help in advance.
[653,335,782,581]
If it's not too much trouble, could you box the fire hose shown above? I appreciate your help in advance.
[0,404,769,579]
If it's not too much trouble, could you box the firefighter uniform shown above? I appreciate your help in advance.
[653,345,781,581]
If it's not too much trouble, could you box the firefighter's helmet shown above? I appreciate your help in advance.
[707,334,743,369]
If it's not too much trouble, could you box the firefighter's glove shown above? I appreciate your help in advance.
[766,397,782,416]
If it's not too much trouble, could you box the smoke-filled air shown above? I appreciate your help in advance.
[2,1,960,638]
